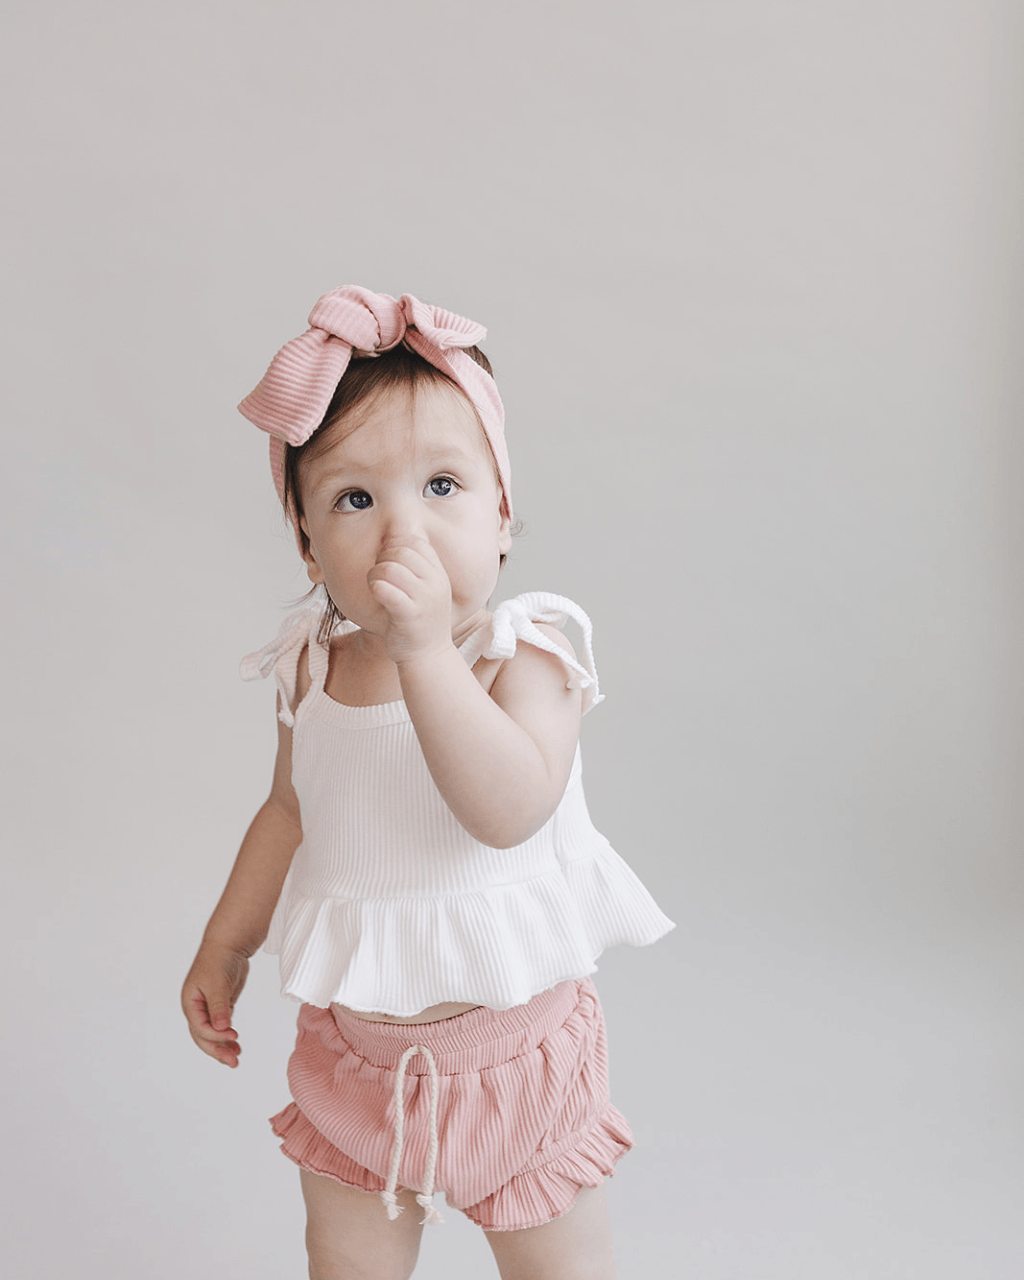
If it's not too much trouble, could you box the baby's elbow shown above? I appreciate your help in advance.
[473,826,537,850]
[468,801,558,850]
[457,759,571,848]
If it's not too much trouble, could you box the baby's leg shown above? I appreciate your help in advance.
[300,1169,424,1280]
[484,1183,616,1280]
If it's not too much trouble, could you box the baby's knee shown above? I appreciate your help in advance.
[301,1172,422,1280]
[305,1222,420,1280]
[306,1236,419,1280]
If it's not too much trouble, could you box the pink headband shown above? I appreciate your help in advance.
[237,285,511,524]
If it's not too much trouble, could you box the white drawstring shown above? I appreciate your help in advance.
[379,1044,444,1226]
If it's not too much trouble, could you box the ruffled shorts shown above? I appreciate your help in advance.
[269,977,633,1231]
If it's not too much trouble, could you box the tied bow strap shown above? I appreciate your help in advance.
[239,608,323,727]
[237,285,511,525]
[478,592,604,714]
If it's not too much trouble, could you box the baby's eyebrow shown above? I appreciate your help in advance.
[304,463,380,498]
[418,443,480,464]
[306,466,356,493]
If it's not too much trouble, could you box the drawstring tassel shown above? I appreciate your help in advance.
[379,1189,403,1221]
[380,1043,444,1226]
[416,1193,444,1225]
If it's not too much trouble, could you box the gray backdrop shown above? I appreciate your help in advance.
[3,2,1022,1277]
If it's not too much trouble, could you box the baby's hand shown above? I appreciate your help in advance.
[367,533,454,665]
[181,944,249,1068]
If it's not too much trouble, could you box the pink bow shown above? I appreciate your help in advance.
[237,285,511,522]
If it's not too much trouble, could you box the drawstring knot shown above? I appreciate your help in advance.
[415,1193,444,1226]
[380,1044,445,1226]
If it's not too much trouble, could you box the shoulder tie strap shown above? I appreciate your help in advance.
[461,592,604,714]
[239,608,328,727]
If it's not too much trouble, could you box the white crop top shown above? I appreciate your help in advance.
[241,592,675,1016]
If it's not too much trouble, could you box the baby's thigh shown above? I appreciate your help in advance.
[300,1169,423,1280]
[484,1183,616,1280]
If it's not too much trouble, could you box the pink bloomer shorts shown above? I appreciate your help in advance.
[269,977,633,1231]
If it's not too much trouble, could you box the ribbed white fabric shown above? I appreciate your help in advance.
[241,593,675,1016]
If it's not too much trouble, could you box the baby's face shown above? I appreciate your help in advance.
[297,379,512,638]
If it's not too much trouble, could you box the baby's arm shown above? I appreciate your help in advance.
[181,696,303,1067]
[403,632,582,848]
[370,535,582,848]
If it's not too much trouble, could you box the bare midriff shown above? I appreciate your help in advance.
[334,1000,482,1025]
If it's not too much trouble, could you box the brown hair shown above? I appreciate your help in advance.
[283,342,502,643]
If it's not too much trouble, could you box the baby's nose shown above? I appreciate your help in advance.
[379,502,426,546]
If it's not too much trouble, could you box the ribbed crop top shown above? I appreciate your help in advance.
[241,592,675,1016]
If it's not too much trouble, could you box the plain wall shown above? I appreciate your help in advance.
[2,2,1021,1277]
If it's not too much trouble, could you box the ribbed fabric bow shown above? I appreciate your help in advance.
[456,592,604,715]
[237,285,511,524]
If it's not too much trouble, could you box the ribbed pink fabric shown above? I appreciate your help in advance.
[269,978,634,1231]
[236,285,511,524]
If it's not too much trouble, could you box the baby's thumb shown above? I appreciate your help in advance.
[208,997,233,1032]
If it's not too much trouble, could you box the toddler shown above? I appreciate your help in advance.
[182,285,674,1280]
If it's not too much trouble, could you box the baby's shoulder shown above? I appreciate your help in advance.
[471,622,576,701]
[531,620,577,655]
[507,621,579,674]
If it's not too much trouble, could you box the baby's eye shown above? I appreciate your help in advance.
[426,477,457,497]
[336,490,372,512]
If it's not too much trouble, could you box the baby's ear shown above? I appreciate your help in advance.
[497,501,512,555]
[299,519,325,584]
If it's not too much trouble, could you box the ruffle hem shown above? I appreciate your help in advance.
[270,1098,634,1232]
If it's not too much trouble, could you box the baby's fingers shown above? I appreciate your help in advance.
[374,536,448,582]
[187,1011,242,1067]
[191,1025,243,1067]
[376,530,436,561]
[367,564,418,608]
[183,988,241,1066]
